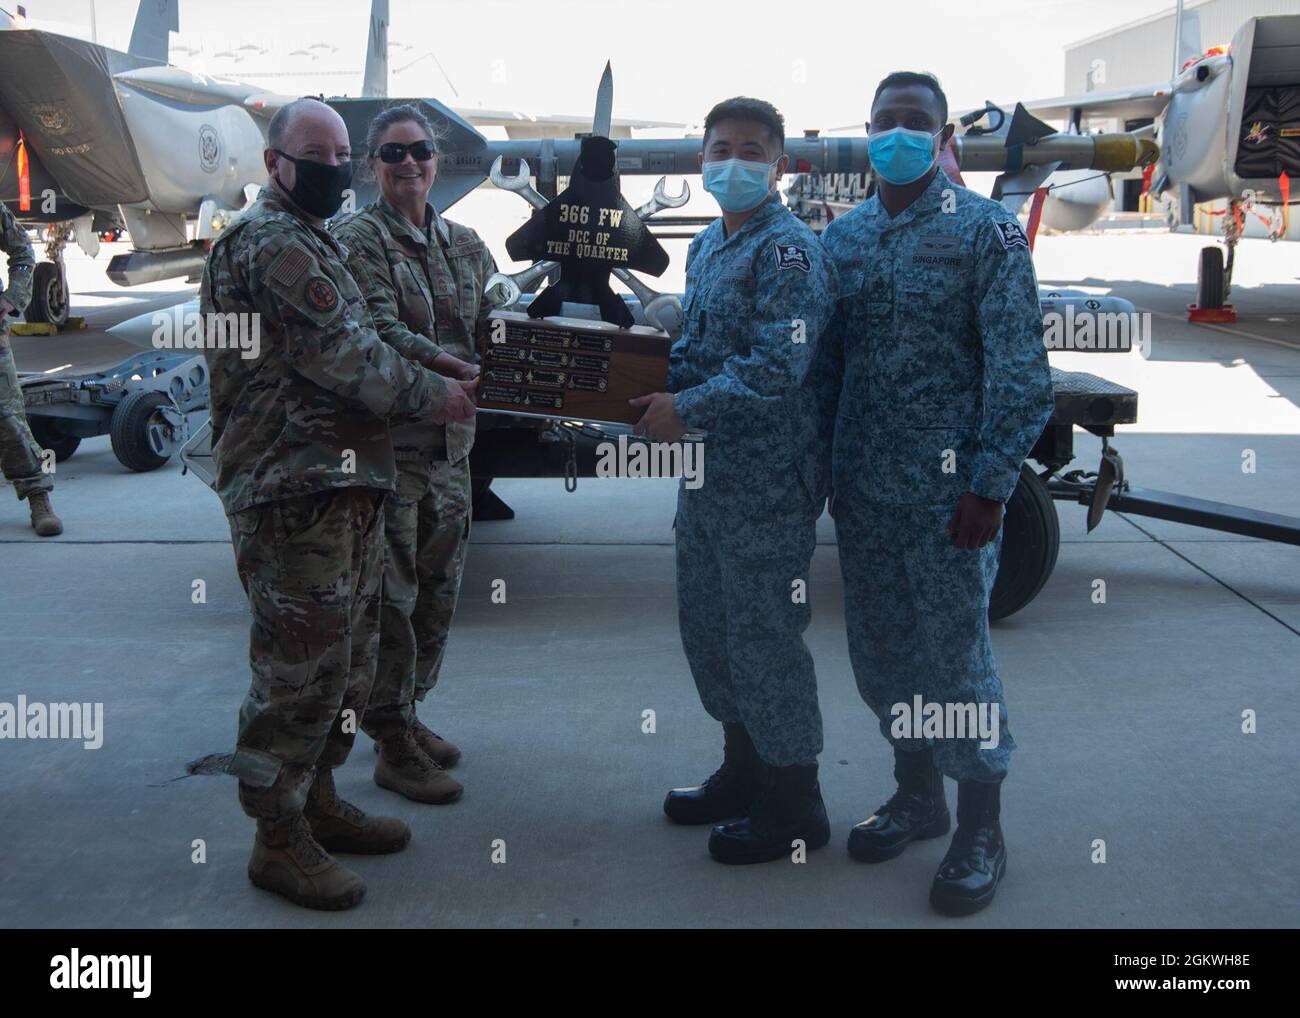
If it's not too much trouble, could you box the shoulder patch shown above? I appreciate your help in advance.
[305,276,339,313]
[268,243,313,288]
[773,242,811,272]
[993,220,1029,251]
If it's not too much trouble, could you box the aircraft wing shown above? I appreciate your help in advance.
[832,83,1177,133]
[455,108,684,138]
[1012,83,1175,123]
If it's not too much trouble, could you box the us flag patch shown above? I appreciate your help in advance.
[994,221,1029,251]
[269,244,312,287]
[774,242,811,272]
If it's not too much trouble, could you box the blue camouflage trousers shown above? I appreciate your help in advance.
[675,482,824,767]
[833,498,1014,781]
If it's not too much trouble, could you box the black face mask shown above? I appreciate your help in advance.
[272,150,354,219]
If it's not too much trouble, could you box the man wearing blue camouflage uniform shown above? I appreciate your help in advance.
[631,97,837,865]
[818,72,1054,913]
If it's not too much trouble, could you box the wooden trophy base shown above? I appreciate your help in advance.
[477,310,671,426]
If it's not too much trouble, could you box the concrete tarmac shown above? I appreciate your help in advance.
[0,229,1297,928]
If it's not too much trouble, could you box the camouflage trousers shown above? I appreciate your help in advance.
[0,329,53,501]
[362,456,471,741]
[833,498,1015,781]
[225,488,385,819]
[675,481,824,768]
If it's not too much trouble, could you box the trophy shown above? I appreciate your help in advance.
[478,67,688,427]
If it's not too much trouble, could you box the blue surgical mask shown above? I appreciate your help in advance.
[702,157,776,212]
[868,126,940,185]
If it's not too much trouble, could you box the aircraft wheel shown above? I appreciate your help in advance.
[110,391,175,472]
[27,416,81,462]
[1197,246,1226,310]
[990,465,1060,622]
[28,262,69,328]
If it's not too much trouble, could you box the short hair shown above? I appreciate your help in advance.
[703,96,785,154]
[268,97,327,151]
[872,71,948,124]
[364,102,443,157]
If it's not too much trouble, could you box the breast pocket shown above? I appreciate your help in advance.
[877,287,977,427]
[388,257,433,333]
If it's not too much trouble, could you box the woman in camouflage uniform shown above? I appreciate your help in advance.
[333,104,500,805]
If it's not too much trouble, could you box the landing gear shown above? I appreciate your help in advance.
[26,222,72,327]
[28,262,69,327]
[1196,245,1227,310]
[1190,199,1238,323]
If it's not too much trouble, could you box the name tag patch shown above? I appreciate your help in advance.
[910,234,967,270]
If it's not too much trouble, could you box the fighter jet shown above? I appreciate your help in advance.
[1010,9,1300,317]
[803,8,1300,320]
[0,0,178,324]
[0,0,682,325]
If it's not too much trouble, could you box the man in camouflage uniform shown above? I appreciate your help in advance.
[334,105,500,804]
[0,202,61,537]
[632,98,837,866]
[818,72,1054,914]
[200,98,474,910]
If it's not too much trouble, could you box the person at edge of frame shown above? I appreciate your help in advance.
[630,96,839,866]
[0,201,62,537]
[333,103,506,806]
[199,97,477,911]
[816,70,1054,915]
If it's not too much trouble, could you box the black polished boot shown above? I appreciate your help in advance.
[664,722,760,825]
[707,762,830,865]
[930,779,1007,916]
[847,746,950,863]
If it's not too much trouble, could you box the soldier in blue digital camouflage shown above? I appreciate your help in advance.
[0,201,62,537]
[200,98,476,911]
[631,97,838,866]
[817,72,1054,915]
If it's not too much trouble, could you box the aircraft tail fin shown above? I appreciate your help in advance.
[362,0,389,98]
[127,0,178,64]
[1174,2,1203,73]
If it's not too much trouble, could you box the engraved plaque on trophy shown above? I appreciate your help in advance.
[478,310,669,426]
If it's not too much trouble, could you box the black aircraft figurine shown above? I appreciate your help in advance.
[505,135,669,328]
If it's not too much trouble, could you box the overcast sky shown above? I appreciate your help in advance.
[17,0,1185,129]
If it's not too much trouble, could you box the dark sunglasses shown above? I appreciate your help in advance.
[373,140,437,164]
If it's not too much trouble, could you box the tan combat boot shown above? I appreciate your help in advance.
[411,717,461,768]
[371,717,461,767]
[28,492,62,537]
[247,814,367,910]
[374,727,464,804]
[305,768,411,854]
